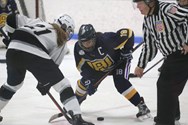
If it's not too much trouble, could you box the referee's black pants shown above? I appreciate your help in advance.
[156,51,188,125]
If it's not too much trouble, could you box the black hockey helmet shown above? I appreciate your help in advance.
[78,24,96,52]
[133,0,157,16]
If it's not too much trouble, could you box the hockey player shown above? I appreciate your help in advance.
[0,0,18,47]
[133,0,188,124]
[0,13,94,125]
[74,24,151,120]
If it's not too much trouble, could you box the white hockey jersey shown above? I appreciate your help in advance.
[6,14,68,66]
[5,14,43,33]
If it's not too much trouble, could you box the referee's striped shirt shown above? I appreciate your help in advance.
[138,1,188,68]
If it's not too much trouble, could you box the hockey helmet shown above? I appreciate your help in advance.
[133,0,155,3]
[78,24,96,52]
[54,14,75,40]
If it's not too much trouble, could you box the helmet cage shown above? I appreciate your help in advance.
[57,19,74,40]
[78,24,96,52]
[55,14,75,40]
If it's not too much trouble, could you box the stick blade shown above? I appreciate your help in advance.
[48,113,63,123]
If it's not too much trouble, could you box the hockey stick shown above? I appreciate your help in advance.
[17,0,29,17]
[48,41,144,122]
[0,27,8,63]
[84,41,144,89]
[142,57,164,75]
[47,92,73,124]
[129,57,165,78]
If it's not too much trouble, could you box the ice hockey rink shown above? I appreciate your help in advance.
[0,0,188,125]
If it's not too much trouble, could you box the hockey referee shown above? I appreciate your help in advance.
[133,0,188,125]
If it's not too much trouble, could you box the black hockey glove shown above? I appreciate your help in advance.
[120,49,133,61]
[2,38,10,48]
[36,82,51,95]
[83,79,97,96]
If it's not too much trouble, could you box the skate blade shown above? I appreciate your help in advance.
[137,113,153,121]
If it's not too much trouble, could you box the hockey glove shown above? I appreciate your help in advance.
[36,82,51,95]
[2,38,10,48]
[83,79,97,96]
[120,49,133,61]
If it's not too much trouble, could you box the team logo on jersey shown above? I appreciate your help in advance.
[0,13,8,27]
[86,55,114,72]
[79,50,85,55]
[167,6,177,14]
[156,20,164,33]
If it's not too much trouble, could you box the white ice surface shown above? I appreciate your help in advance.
[0,41,188,125]
[0,0,187,125]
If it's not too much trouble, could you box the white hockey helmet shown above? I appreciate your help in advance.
[54,14,75,40]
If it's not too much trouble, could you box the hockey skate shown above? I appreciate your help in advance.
[66,110,94,125]
[72,114,94,125]
[136,97,152,121]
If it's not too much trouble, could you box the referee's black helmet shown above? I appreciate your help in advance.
[133,0,156,3]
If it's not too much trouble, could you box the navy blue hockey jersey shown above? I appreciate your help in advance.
[74,28,134,77]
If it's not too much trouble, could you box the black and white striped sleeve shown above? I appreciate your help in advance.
[137,21,158,69]
[164,3,188,45]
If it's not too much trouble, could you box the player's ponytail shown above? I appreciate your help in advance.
[51,23,67,47]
